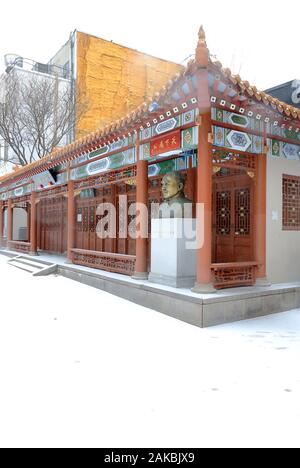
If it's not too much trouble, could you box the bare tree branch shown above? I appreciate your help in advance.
[0,72,89,166]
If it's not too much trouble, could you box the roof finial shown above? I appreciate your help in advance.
[195,25,209,67]
[199,25,206,42]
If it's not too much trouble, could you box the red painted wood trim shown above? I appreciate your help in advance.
[71,248,136,262]
[211,261,258,269]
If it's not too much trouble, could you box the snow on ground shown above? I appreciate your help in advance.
[0,254,300,448]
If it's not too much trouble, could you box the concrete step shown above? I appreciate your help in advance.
[8,261,36,274]
[9,258,44,270]
[8,255,57,276]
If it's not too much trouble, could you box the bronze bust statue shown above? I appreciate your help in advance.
[158,172,193,218]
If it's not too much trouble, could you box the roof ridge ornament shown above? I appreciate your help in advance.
[195,25,209,68]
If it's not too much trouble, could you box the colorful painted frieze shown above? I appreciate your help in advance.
[211,108,300,146]
[148,152,196,178]
[267,139,300,160]
[139,109,198,142]
[182,127,198,149]
[70,134,137,168]
[211,108,264,132]
[70,148,136,181]
[267,123,300,142]
[213,126,263,154]
[0,183,33,200]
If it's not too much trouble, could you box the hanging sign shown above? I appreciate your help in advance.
[150,130,181,157]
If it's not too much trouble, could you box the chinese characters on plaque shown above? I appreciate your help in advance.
[150,130,181,157]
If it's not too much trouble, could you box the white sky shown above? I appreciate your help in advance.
[0,0,299,90]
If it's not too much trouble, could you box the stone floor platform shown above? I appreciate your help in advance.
[1,249,300,327]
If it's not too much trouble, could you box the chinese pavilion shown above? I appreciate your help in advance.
[1,27,300,292]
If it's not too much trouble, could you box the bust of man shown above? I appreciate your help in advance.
[158,171,193,218]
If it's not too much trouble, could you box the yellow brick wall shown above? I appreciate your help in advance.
[76,32,183,138]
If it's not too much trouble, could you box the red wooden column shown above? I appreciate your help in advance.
[7,198,13,245]
[67,180,75,263]
[111,184,117,254]
[133,140,149,279]
[185,158,196,203]
[30,191,38,255]
[255,145,269,286]
[0,201,3,247]
[192,26,216,293]
[192,114,216,293]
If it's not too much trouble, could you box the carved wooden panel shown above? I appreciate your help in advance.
[235,188,250,235]
[213,172,253,263]
[212,263,257,289]
[212,149,257,171]
[283,175,300,230]
[8,241,31,254]
[75,182,137,257]
[37,196,67,254]
[216,191,231,235]
[72,249,136,276]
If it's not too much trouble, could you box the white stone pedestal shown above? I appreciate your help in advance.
[149,218,197,288]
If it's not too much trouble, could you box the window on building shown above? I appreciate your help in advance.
[282,174,300,230]
[63,61,70,79]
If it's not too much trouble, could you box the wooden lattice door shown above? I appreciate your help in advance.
[75,183,137,256]
[116,183,136,256]
[37,196,67,254]
[213,172,254,263]
[75,187,116,254]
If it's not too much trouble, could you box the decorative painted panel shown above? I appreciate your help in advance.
[5,177,31,191]
[1,183,33,200]
[267,138,300,160]
[140,142,151,160]
[213,126,263,154]
[71,148,136,181]
[148,159,177,178]
[70,134,136,168]
[266,123,300,142]
[139,109,198,142]
[182,126,198,149]
[0,193,7,201]
[148,153,196,178]
[212,107,300,146]
[212,108,263,132]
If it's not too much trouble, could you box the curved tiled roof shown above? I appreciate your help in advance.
[1,26,300,187]
[210,59,300,120]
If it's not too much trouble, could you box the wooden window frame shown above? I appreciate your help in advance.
[282,174,300,231]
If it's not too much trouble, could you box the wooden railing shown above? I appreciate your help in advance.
[71,248,136,276]
[211,262,258,289]
[8,240,31,254]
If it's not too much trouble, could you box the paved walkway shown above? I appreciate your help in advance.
[0,255,300,448]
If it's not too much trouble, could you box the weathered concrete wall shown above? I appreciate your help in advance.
[76,32,183,138]
[266,155,300,283]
